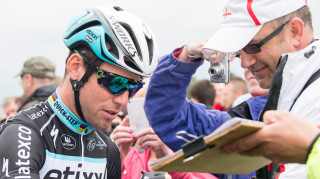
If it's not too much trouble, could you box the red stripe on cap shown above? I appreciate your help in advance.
[247,0,261,25]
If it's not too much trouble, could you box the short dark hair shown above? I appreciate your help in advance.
[63,46,101,79]
[189,79,216,108]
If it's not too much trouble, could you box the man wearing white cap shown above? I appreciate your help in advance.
[144,0,319,178]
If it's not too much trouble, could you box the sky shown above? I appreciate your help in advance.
[0,0,320,104]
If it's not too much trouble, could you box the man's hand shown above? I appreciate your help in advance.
[178,39,209,62]
[221,111,320,163]
[110,115,137,162]
[178,38,236,63]
[137,127,173,158]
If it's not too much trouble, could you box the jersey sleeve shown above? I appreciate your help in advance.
[107,137,121,179]
[0,123,45,179]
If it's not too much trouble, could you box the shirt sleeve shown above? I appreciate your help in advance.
[0,123,45,179]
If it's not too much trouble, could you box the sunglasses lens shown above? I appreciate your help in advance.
[128,83,144,97]
[243,44,261,54]
[97,71,143,96]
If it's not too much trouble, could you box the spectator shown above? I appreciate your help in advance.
[0,96,21,123]
[145,0,317,178]
[232,69,269,106]
[17,56,58,111]
[211,83,226,111]
[243,69,269,98]
[144,40,268,178]
[111,82,216,179]
[189,79,215,109]
[223,76,248,110]
[201,0,318,178]
[113,120,217,179]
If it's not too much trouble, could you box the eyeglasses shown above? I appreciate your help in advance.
[74,50,144,97]
[97,69,144,97]
[234,21,289,56]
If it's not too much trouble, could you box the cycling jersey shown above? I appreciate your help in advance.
[0,90,121,179]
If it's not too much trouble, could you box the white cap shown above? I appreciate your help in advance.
[201,0,307,55]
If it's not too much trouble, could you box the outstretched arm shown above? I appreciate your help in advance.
[144,39,231,152]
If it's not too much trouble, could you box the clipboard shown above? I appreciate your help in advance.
[149,118,271,174]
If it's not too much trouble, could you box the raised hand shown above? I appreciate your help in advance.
[110,115,137,164]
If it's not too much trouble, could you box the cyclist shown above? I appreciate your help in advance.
[0,5,158,179]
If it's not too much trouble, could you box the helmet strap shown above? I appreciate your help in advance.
[69,59,103,123]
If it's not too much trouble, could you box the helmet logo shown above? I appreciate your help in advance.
[107,15,138,57]
[85,35,93,43]
[86,29,100,40]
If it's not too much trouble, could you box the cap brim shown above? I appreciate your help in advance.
[202,25,263,55]
[15,72,23,78]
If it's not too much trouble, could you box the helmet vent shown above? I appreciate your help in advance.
[105,34,119,59]
[124,56,143,73]
[68,21,101,39]
[120,23,143,61]
[145,37,154,65]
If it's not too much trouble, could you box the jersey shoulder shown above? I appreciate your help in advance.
[1,101,54,132]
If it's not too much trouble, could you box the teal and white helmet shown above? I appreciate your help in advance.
[63,5,159,77]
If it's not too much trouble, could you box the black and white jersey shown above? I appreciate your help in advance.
[0,91,121,179]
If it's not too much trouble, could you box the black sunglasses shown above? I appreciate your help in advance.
[235,21,290,57]
[74,50,144,97]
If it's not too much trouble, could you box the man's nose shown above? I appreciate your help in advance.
[240,52,257,69]
[113,90,130,106]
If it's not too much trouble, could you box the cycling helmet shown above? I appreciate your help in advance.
[63,5,159,77]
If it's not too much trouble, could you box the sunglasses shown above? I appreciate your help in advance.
[74,50,144,97]
[234,21,289,56]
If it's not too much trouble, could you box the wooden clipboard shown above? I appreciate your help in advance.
[150,118,271,174]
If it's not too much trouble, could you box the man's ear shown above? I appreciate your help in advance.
[66,53,86,81]
[288,17,304,48]
[24,74,34,87]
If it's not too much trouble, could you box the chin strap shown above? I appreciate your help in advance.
[70,59,102,122]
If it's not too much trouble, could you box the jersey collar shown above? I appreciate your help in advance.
[48,89,94,135]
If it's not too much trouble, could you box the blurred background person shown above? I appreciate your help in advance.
[223,77,248,110]
[211,83,226,111]
[189,79,215,109]
[17,56,58,111]
[233,69,269,107]
[244,69,269,97]
[113,118,217,179]
[0,96,21,123]
[54,75,63,85]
